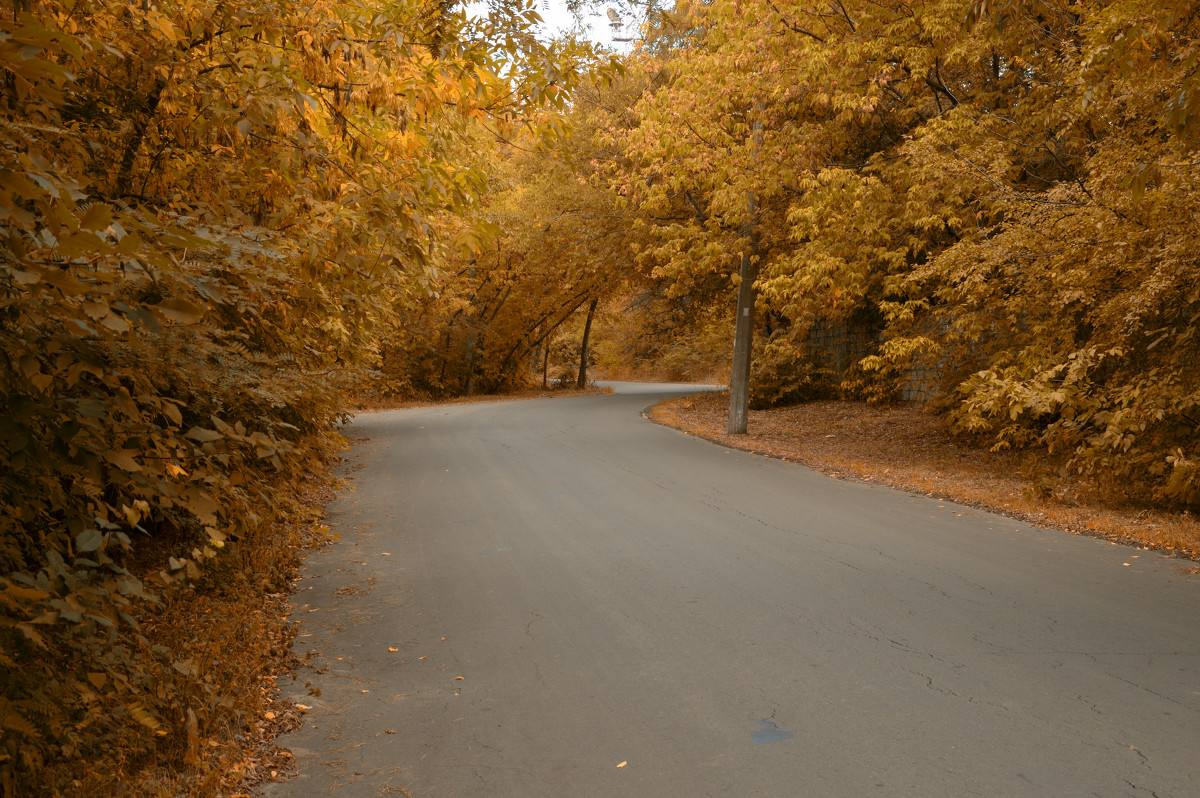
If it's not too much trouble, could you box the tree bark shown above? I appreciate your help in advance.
[576,298,598,388]
[462,264,478,395]
[114,78,166,198]
[726,223,759,433]
[462,323,479,396]
[728,109,764,434]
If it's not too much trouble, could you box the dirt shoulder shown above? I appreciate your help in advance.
[650,391,1200,562]
[352,383,613,412]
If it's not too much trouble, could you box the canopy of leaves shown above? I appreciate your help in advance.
[597,0,1200,507]
[373,66,648,398]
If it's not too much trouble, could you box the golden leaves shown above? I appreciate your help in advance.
[105,450,142,473]
[1,0,608,791]
[78,202,113,232]
[154,297,205,325]
[631,9,1171,494]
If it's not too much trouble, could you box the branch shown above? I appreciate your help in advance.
[183,23,257,53]
[924,60,959,108]
[196,62,236,76]
[767,0,826,41]
[682,117,724,151]
[497,287,594,373]
[939,144,1090,209]
[683,189,708,223]
[114,77,167,198]
[831,1,857,32]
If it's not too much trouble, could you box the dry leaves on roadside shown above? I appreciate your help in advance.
[652,392,1200,558]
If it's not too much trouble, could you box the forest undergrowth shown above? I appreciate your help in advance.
[33,462,341,797]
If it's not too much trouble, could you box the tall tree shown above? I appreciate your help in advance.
[596,0,1200,504]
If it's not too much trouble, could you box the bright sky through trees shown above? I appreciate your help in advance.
[466,0,618,45]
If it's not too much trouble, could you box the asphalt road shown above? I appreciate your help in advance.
[266,384,1200,797]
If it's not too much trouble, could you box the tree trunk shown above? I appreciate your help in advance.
[727,227,759,434]
[462,323,478,396]
[115,78,166,198]
[728,109,763,434]
[576,298,598,389]
[462,263,479,395]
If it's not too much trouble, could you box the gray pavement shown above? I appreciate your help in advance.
[265,384,1200,797]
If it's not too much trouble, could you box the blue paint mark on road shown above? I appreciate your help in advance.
[752,719,793,744]
[481,548,512,555]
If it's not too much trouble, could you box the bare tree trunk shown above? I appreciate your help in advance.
[727,227,759,433]
[576,298,598,389]
[728,109,763,434]
[462,264,478,395]
[462,328,477,395]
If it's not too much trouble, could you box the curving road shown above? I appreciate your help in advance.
[266,384,1200,797]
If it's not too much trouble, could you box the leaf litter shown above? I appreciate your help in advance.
[652,392,1200,560]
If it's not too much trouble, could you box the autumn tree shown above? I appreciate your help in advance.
[374,62,641,398]
[596,0,1200,505]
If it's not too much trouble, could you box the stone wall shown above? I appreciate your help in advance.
[804,319,936,403]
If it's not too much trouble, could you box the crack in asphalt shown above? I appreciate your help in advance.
[524,612,543,640]
[1083,655,1200,715]
[904,667,1010,711]
[1122,779,1161,798]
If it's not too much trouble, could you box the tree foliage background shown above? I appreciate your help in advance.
[590,0,1200,507]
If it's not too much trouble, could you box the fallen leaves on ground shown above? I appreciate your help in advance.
[353,383,614,412]
[651,392,1200,559]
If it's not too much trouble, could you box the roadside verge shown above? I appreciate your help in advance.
[649,391,1200,563]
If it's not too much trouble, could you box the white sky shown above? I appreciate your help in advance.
[467,1,629,48]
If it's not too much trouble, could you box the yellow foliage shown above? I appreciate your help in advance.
[0,0,602,791]
[599,0,1200,503]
